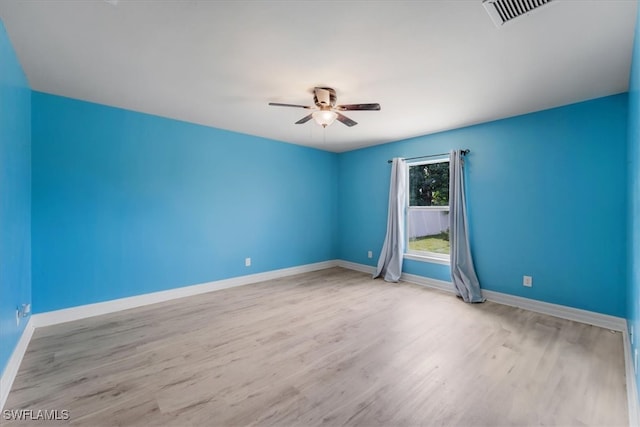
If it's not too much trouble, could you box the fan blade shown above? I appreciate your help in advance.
[269,102,312,109]
[337,103,381,111]
[336,113,357,127]
[295,114,313,124]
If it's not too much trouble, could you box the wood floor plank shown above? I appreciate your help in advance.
[3,268,628,426]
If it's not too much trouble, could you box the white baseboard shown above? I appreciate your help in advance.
[623,322,640,427]
[336,260,375,275]
[400,272,454,294]
[345,261,627,332]
[32,260,338,327]
[401,270,626,331]
[1,318,34,411]
[481,289,626,332]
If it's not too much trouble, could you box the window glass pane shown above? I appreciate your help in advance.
[407,209,450,254]
[408,162,449,206]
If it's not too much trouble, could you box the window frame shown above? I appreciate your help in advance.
[404,157,451,265]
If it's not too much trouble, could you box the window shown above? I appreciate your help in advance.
[406,159,450,261]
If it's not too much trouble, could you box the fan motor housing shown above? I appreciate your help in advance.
[314,87,337,108]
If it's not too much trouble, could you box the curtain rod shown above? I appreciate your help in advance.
[387,149,469,163]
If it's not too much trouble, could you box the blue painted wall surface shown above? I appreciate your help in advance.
[627,2,640,404]
[0,20,31,377]
[338,95,628,317]
[32,93,337,313]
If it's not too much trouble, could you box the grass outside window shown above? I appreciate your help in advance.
[408,232,450,254]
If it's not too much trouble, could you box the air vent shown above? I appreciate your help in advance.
[483,0,553,27]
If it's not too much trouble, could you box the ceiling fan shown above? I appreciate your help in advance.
[269,87,381,128]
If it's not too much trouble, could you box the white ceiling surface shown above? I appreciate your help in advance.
[0,1,637,152]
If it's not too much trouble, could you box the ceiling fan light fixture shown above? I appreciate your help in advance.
[312,110,337,128]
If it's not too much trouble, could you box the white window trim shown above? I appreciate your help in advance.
[405,158,451,265]
[404,252,450,265]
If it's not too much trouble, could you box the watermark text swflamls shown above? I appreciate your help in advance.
[2,409,70,421]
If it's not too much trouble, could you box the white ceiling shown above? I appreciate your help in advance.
[0,0,637,152]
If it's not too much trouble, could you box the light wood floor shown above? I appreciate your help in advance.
[4,268,628,426]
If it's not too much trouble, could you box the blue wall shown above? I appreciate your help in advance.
[339,94,628,317]
[0,20,31,377]
[627,1,640,404]
[31,93,337,313]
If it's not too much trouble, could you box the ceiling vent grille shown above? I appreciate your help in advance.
[483,0,553,27]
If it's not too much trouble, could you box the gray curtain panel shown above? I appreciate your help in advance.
[374,158,407,282]
[449,150,485,303]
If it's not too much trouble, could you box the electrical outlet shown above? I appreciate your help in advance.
[245,257,251,267]
[523,276,532,287]
[367,251,373,259]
